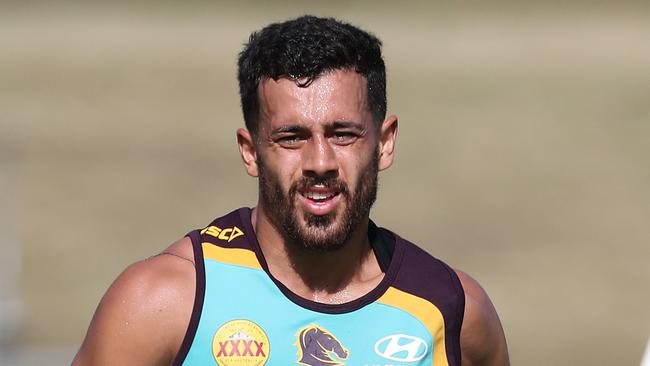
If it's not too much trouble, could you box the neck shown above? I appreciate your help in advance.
[251,205,384,304]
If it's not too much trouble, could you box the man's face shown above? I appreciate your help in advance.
[251,70,384,251]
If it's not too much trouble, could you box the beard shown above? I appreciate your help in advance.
[258,151,379,252]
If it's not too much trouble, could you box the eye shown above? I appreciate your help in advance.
[275,134,304,148]
[330,131,358,145]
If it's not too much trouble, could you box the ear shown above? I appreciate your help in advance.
[378,115,398,171]
[237,128,259,177]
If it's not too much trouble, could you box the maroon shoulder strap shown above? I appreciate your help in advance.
[389,236,465,366]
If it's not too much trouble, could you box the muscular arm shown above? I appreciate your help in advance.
[456,270,510,366]
[73,238,195,366]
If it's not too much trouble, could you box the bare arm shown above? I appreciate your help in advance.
[456,270,510,366]
[73,238,195,366]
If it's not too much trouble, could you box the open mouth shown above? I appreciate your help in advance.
[298,185,341,215]
[302,190,338,202]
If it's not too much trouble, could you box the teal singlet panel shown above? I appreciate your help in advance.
[183,257,433,366]
[173,208,464,366]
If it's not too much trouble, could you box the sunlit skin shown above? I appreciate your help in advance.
[237,69,399,300]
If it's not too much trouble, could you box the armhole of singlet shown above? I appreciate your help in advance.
[172,230,206,366]
[368,220,395,272]
[445,264,466,365]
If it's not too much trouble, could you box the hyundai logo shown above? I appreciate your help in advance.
[374,334,428,362]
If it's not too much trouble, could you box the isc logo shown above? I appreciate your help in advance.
[201,226,244,242]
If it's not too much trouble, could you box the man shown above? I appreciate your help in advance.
[74,16,509,366]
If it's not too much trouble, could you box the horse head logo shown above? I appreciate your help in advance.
[295,324,349,366]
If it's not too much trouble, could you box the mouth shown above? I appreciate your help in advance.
[298,185,341,216]
[302,190,338,201]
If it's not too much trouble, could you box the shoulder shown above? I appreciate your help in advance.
[455,269,510,366]
[392,234,466,301]
[388,234,465,312]
[73,237,196,366]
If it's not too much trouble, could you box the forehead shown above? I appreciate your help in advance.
[257,69,371,128]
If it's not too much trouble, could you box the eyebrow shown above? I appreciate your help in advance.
[270,124,308,134]
[328,120,364,131]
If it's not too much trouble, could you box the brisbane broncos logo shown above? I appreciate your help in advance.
[295,324,349,366]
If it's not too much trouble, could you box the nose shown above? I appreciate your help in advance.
[302,134,339,179]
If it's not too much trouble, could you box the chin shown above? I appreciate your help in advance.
[290,212,351,252]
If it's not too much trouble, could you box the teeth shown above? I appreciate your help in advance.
[305,191,335,200]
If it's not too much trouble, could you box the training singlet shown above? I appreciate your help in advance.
[173,208,464,366]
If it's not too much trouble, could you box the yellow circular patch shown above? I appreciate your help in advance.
[212,319,270,366]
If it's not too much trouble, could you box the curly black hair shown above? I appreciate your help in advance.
[237,15,386,136]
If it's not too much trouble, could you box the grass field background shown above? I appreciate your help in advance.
[1,1,649,365]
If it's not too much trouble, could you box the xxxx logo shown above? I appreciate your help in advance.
[212,319,269,366]
[201,225,244,242]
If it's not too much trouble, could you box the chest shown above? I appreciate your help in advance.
[182,259,446,366]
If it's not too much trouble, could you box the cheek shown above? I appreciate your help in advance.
[265,151,303,183]
[337,145,376,178]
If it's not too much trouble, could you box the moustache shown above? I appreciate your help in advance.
[288,177,350,198]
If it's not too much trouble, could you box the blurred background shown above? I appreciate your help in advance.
[1,1,649,365]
